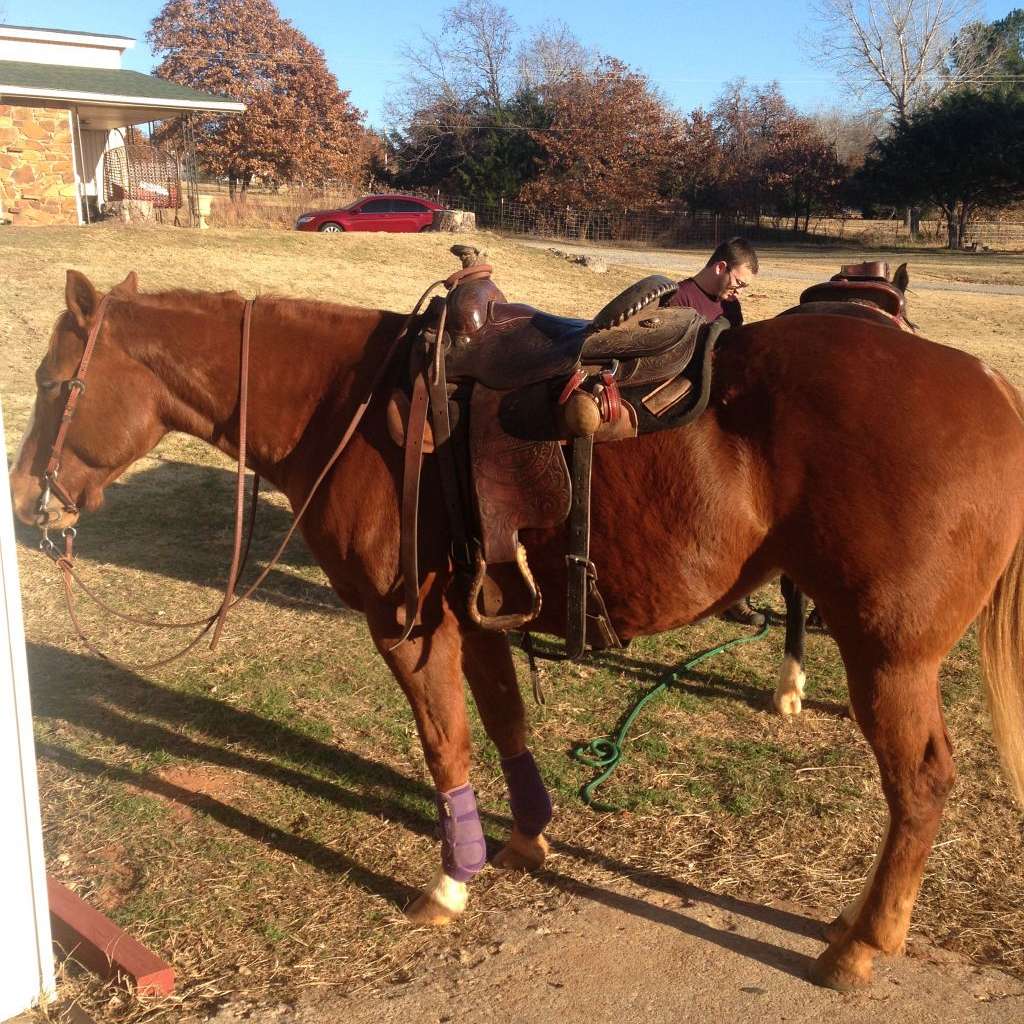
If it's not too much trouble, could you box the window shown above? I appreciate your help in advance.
[359,199,392,213]
[392,199,429,213]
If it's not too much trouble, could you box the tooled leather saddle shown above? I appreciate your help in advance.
[389,246,730,660]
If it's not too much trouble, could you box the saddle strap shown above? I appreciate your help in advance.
[396,363,430,647]
[564,436,619,660]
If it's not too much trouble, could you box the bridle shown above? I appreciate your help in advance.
[33,276,464,671]
[37,293,112,546]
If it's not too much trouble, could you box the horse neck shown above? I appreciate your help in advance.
[119,293,406,487]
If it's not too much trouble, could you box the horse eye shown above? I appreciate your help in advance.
[37,380,59,393]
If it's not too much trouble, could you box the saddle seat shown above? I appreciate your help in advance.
[441,272,699,390]
[443,300,707,391]
[778,259,914,331]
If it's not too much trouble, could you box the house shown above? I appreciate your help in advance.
[0,23,245,225]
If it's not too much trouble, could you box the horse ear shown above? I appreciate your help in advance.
[111,271,139,296]
[65,269,98,330]
[892,263,910,293]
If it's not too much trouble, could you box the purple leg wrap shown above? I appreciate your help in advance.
[437,784,487,882]
[501,750,553,837]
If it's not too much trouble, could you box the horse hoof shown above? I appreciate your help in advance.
[809,939,875,991]
[493,831,549,872]
[405,892,459,927]
[405,870,467,926]
[772,690,803,716]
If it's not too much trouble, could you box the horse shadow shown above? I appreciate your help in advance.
[14,458,344,615]
[30,642,826,983]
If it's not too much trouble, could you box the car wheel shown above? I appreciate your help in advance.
[319,222,344,233]
[419,224,433,232]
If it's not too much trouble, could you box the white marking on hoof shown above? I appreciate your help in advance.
[426,867,468,914]
[405,868,467,926]
[773,654,806,716]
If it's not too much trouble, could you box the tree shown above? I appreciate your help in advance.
[520,58,681,211]
[148,0,375,196]
[953,9,1024,98]
[387,0,531,195]
[666,108,723,215]
[811,107,888,168]
[812,0,999,119]
[855,90,1024,247]
[516,20,597,89]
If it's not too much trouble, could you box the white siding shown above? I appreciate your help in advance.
[0,402,56,1021]
[0,27,132,69]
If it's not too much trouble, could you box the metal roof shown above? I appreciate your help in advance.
[0,60,241,108]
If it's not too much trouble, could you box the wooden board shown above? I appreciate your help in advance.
[47,877,174,997]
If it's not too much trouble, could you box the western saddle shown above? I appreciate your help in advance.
[390,245,727,659]
[779,260,916,331]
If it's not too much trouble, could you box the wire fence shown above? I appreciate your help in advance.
[192,175,1024,251]
[426,192,1024,251]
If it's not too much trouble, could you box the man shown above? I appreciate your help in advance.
[666,235,757,326]
[668,237,765,628]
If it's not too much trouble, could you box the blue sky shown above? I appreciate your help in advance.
[7,0,1015,129]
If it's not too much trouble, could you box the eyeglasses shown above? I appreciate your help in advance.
[728,268,751,291]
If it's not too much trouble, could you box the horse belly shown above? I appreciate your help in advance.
[521,429,772,640]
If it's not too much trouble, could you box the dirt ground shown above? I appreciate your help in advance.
[203,883,1024,1024]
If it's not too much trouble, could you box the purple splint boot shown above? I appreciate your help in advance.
[436,783,487,882]
[501,750,553,837]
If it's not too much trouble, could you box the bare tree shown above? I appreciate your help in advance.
[811,106,888,166]
[397,0,518,114]
[812,0,998,119]
[517,20,597,90]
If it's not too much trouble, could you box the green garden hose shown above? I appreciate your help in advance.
[571,622,772,811]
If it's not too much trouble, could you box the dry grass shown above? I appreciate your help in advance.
[203,186,361,231]
[1,223,1023,1023]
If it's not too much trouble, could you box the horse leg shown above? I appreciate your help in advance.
[774,576,808,715]
[461,630,553,872]
[811,656,955,990]
[367,599,487,927]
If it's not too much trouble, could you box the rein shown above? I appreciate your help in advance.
[39,275,457,671]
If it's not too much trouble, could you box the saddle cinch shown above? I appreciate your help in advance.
[389,246,730,660]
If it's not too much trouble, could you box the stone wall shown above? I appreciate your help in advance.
[0,105,79,226]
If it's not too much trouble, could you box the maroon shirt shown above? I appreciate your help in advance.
[666,278,743,328]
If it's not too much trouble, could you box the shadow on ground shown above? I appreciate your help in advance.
[16,459,344,614]
[31,641,826,983]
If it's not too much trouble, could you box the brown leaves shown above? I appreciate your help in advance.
[521,58,683,211]
[148,0,379,188]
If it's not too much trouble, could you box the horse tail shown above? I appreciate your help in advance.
[978,372,1024,807]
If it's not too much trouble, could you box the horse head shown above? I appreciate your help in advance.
[9,269,163,530]
[890,262,918,330]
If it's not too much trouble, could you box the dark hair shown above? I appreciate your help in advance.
[707,237,759,274]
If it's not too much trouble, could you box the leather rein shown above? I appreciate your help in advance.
[36,277,459,671]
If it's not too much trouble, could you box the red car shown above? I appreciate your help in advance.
[295,194,443,233]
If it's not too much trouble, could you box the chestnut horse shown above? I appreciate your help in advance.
[11,270,1024,992]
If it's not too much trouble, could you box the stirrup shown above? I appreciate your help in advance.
[466,543,541,631]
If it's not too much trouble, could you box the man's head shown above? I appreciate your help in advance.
[704,237,759,300]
